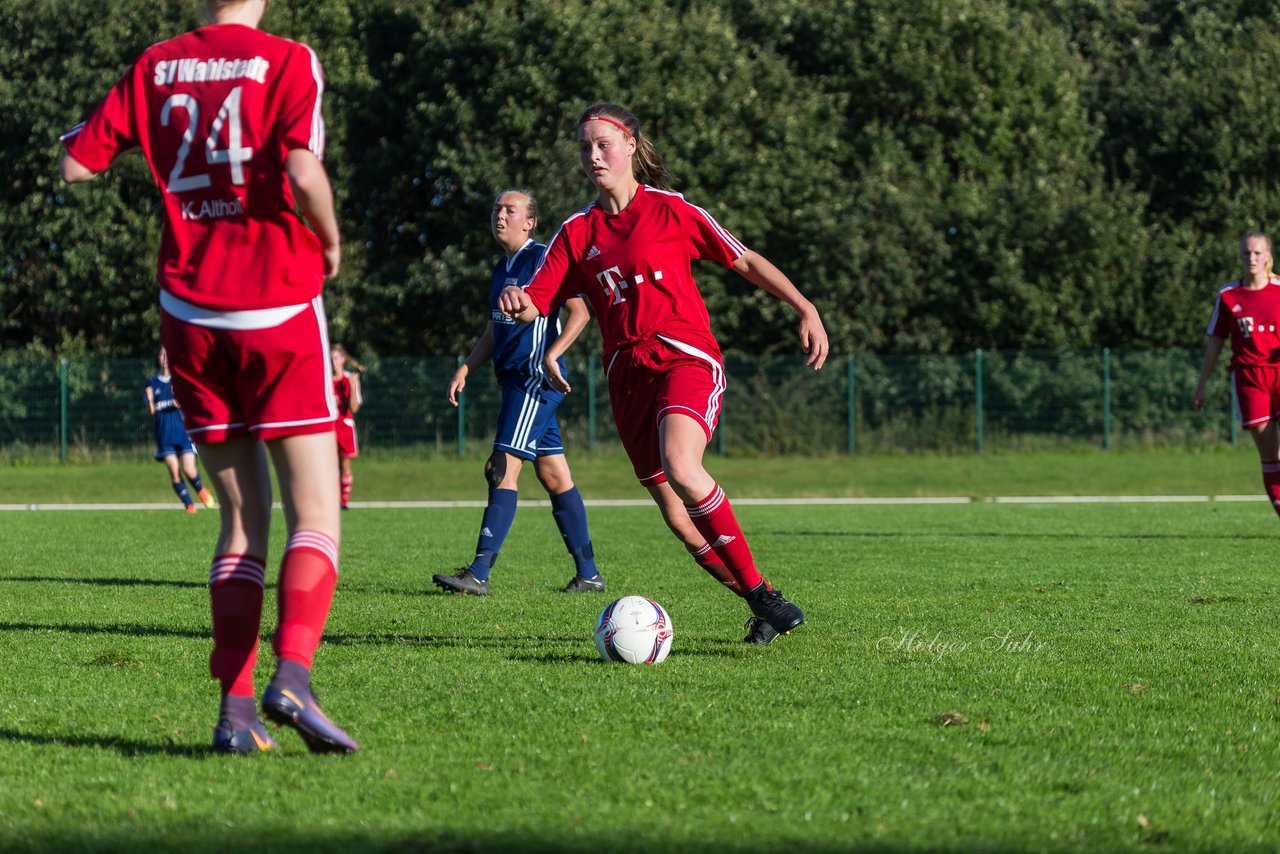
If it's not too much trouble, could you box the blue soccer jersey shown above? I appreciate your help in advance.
[490,240,567,397]
[146,374,195,459]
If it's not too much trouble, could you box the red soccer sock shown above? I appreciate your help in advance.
[1262,461,1280,520]
[208,554,266,698]
[340,474,353,507]
[273,531,339,670]
[688,543,744,596]
[685,484,764,592]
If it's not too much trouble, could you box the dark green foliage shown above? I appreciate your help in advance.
[4,1,1278,359]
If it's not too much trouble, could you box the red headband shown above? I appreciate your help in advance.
[579,115,635,140]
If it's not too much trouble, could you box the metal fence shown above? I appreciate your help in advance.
[0,349,1237,459]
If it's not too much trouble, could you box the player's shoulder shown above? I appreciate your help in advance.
[642,185,707,216]
[1218,279,1243,295]
[642,185,688,206]
[563,202,596,228]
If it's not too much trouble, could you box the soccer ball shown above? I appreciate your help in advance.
[594,596,674,664]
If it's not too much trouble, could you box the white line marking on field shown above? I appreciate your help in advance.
[0,495,1268,511]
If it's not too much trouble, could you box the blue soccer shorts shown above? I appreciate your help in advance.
[493,382,565,461]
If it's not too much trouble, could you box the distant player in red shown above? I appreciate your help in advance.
[331,344,363,510]
[60,0,357,754]
[499,102,829,644]
[1194,232,1280,521]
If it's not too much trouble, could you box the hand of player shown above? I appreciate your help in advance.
[498,285,530,318]
[798,307,829,371]
[1191,388,1205,411]
[447,367,467,407]
[322,243,341,280]
[545,356,571,394]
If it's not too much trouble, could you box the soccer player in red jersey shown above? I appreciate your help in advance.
[331,344,363,510]
[60,0,357,754]
[499,102,829,644]
[1194,232,1280,521]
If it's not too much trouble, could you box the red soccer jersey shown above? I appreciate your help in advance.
[522,185,748,364]
[1206,278,1280,369]
[61,24,327,311]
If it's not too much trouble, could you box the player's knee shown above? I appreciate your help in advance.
[484,452,507,489]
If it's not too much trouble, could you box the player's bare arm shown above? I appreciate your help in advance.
[542,297,591,394]
[499,285,542,323]
[1192,334,1227,410]
[285,149,340,279]
[60,152,98,183]
[731,250,829,370]
[448,322,496,407]
[348,374,362,415]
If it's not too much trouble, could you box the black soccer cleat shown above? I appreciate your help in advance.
[746,583,804,634]
[432,568,490,596]
[562,574,606,593]
[261,683,359,754]
[742,616,781,644]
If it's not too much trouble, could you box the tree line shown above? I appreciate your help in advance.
[3,0,1278,361]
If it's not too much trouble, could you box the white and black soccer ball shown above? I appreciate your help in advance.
[594,596,673,664]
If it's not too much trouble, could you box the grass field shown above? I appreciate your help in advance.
[2,453,1280,851]
[1,445,1275,504]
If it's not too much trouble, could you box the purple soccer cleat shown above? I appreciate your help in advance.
[261,682,359,754]
[212,720,278,754]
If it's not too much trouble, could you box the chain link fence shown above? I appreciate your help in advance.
[0,349,1237,460]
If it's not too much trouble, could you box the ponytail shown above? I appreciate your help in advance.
[331,343,365,374]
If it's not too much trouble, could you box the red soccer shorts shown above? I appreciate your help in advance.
[1232,365,1280,428]
[606,335,726,485]
[335,417,359,458]
[160,296,337,443]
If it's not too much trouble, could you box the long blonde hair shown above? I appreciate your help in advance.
[577,103,672,191]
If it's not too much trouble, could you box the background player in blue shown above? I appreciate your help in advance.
[145,346,214,513]
[434,189,604,595]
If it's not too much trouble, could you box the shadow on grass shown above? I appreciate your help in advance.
[507,642,747,664]
[772,529,1276,541]
[0,621,208,640]
[0,827,930,854]
[0,575,210,589]
[0,727,208,759]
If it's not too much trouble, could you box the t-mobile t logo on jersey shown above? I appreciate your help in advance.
[597,266,628,306]
[596,266,665,307]
[1239,316,1255,337]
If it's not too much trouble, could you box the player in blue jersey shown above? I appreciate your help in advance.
[145,347,215,513]
[433,189,604,595]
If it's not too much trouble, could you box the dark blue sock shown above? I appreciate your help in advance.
[218,694,258,731]
[551,486,598,578]
[269,659,311,696]
[189,472,205,492]
[469,488,518,581]
[172,480,194,507]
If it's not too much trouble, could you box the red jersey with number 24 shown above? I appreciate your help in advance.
[1206,278,1280,369]
[522,184,748,365]
[60,23,326,311]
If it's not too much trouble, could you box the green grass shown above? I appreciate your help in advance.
[2,495,1280,851]
[0,445,1273,503]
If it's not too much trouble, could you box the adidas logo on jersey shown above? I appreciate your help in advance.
[710,535,737,548]
[585,245,601,260]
